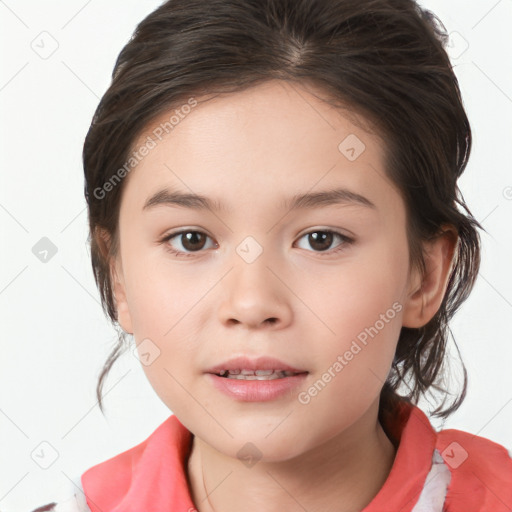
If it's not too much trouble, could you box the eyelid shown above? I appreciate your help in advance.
[296,225,355,239]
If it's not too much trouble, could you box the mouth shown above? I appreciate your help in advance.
[205,355,308,380]
[215,369,308,380]
[205,355,310,401]
[207,367,309,402]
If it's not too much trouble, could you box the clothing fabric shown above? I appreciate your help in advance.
[28,400,512,512]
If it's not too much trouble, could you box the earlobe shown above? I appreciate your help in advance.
[402,225,458,329]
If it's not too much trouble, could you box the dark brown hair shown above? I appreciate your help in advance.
[83,0,484,419]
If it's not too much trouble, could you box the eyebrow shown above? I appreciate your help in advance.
[142,187,377,213]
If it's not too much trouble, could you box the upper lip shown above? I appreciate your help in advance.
[205,356,308,375]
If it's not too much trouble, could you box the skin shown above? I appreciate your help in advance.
[101,79,457,512]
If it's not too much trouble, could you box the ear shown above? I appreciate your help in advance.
[95,228,134,334]
[402,224,458,329]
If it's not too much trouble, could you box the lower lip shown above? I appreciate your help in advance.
[206,373,309,402]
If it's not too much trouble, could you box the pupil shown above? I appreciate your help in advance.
[182,232,205,251]
[310,231,332,251]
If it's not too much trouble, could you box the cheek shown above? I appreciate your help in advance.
[317,257,404,338]
[312,246,406,380]
[123,251,190,332]
[125,259,208,378]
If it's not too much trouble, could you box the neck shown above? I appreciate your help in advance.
[186,400,397,512]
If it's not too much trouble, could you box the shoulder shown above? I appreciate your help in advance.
[435,427,512,511]
[27,475,91,512]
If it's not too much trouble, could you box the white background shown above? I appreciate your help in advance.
[1,0,511,510]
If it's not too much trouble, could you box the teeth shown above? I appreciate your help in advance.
[217,369,299,380]
[228,372,284,380]
[255,370,274,376]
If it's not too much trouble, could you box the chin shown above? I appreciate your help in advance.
[223,427,312,464]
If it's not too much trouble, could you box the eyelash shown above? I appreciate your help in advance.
[159,229,354,258]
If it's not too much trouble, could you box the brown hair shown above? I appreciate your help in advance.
[83,0,484,419]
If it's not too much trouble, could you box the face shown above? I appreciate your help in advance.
[110,79,421,462]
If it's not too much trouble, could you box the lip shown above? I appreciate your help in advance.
[204,355,309,402]
[205,355,307,375]
[207,372,308,402]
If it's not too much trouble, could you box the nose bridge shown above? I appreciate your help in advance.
[235,234,267,267]
[230,233,277,292]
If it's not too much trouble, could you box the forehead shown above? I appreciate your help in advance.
[121,80,400,217]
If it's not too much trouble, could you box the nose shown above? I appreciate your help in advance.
[217,248,293,330]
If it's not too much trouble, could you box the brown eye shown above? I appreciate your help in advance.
[296,230,353,255]
[180,231,208,251]
[307,231,334,251]
[161,230,216,257]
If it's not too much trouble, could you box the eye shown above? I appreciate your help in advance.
[160,229,217,258]
[159,228,354,258]
[295,230,354,255]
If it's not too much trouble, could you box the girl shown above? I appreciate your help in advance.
[30,0,512,510]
